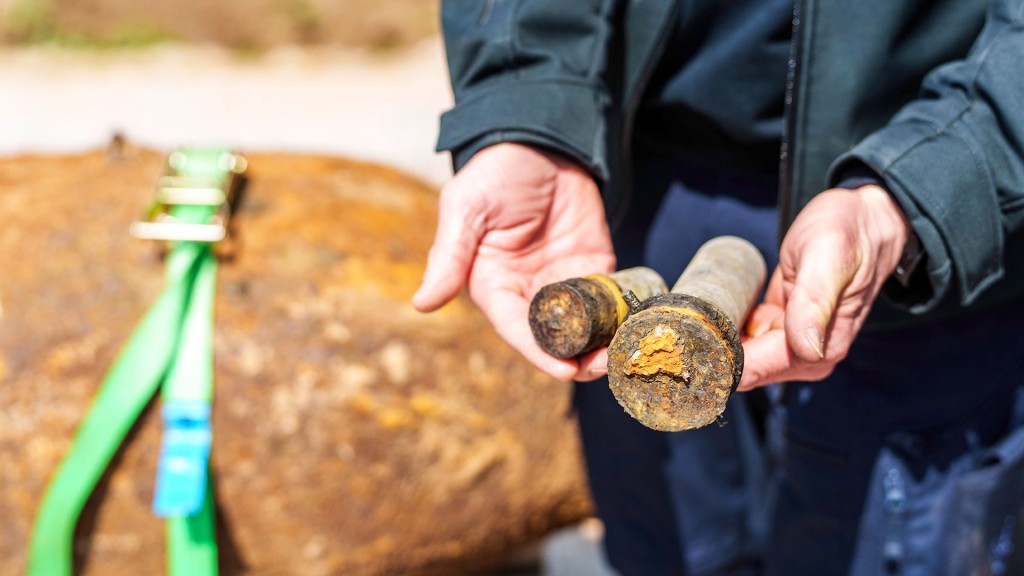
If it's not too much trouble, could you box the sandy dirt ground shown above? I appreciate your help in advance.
[0,40,454,187]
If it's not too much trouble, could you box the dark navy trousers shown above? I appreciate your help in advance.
[574,147,1024,575]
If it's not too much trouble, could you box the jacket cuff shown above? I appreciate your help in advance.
[436,80,608,180]
[444,131,592,177]
[830,119,1004,313]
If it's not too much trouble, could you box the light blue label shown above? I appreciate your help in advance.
[152,402,212,517]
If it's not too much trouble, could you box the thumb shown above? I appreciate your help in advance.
[782,241,854,362]
[412,191,485,312]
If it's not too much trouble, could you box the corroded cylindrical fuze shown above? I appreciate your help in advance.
[607,237,766,431]
[529,267,668,358]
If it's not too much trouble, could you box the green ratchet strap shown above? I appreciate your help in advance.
[29,148,246,576]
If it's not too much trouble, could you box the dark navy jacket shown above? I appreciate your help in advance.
[436,0,1024,323]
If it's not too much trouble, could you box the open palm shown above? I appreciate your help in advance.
[414,143,616,381]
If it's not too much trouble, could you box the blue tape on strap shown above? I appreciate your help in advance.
[152,402,212,517]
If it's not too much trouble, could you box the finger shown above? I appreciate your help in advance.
[476,287,580,381]
[412,189,485,312]
[738,329,794,390]
[782,242,854,363]
[740,326,839,390]
[744,302,784,339]
[574,347,608,382]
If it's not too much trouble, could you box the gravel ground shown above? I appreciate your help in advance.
[0,41,618,576]
[0,40,453,186]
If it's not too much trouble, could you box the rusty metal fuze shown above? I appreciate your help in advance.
[529,267,668,358]
[607,236,766,431]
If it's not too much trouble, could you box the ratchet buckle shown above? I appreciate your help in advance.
[130,148,248,243]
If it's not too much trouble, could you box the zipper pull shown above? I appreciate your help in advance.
[990,515,1017,575]
[883,467,906,573]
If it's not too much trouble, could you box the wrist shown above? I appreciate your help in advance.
[855,184,913,275]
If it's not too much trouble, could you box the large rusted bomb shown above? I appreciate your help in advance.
[0,148,591,576]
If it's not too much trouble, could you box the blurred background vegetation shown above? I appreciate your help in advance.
[0,0,439,52]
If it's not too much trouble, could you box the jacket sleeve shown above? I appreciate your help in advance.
[829,0,1024,313]
[435,0,618,179]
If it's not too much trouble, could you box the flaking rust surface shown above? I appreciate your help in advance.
[529,279,617,359]
[0,148,591,576]
[608,302,737,431]
[624,325,686,378]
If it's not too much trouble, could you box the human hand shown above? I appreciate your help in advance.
[738,185,911,390]
[413,143,616,382]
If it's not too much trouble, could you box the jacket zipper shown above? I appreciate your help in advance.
[778,0,805,237]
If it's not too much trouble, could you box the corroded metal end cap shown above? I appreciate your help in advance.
[607,293,743,431]
[529,278,619,359]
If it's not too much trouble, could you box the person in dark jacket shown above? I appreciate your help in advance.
[414,1,1024,574]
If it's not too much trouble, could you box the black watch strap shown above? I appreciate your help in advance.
[892,231,924,288]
